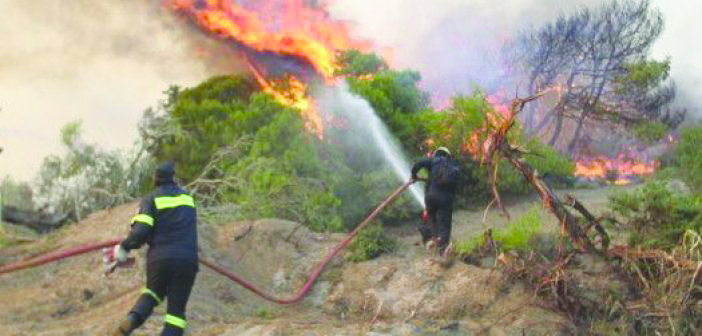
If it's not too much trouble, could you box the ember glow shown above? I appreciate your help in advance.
[165,0,370,138]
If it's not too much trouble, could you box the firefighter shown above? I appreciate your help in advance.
[109,162,198,336]
[411,147,459,257]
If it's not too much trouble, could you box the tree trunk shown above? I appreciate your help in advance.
[548,106,564,146]
[567,112,586,156]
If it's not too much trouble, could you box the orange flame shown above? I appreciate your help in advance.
[575,155,658,185]
[459,95,513,160]
[245,56,324,137]
[166,0,368,80]
[165,0,371,139]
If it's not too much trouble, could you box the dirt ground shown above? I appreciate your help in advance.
[0,186,630,335]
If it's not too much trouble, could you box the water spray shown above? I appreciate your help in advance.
[318,83,425,208]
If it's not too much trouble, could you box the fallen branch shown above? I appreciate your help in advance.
[487,94,597,254]
[564,194,610,254]
[2,205,70,233]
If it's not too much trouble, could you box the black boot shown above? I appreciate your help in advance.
[112,313,140,336]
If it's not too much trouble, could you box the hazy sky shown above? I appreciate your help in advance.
[1,0,700,182]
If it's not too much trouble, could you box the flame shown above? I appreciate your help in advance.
[166,0,368,80]
[244,56,324,137]
[458,95,513,160]
[575,155,658,185]
[165,0,371,139]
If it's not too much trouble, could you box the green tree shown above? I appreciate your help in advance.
[673,125,702,193]
[339,50,430,151]
[0,176,34,211]
[35,121,153,220]
[139,75,348,231]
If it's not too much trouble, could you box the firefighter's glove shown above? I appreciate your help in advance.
[102,244,133,275]
[113,245,128,263]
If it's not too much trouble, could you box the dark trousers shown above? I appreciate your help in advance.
[129,258,198,336]
[419,193,454,253]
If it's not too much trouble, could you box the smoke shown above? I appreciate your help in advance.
[649,0,702,121]
[328,0,595,104]
[0,0,239,181]
[329,0,702,116]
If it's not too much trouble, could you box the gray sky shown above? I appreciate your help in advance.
[1,0,700,182]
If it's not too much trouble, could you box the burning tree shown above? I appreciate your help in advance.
[509,0,685,155]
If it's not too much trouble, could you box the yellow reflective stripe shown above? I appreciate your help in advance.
[141,288,162,305]
[154,194,194,210]
[131,214,154,226]
[164,314,187,329]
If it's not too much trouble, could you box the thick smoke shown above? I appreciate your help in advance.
[328,0,594,104]
[329,0,702,115]
[0,0,238,180]
[649,0,702,120]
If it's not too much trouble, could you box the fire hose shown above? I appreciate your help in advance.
[0,180,416,305]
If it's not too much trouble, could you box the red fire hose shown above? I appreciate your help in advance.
[0,180,415,305]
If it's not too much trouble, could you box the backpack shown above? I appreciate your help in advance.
[432,157,461,187]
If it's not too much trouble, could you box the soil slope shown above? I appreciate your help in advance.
[0,187,625,335]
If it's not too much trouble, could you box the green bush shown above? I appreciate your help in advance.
[347,223,396,262]
[139,73,422,232]
[674,125,702,193]
[494,206,543,252]
[342,51,430,152]
[0,176,34,210]
[455,233,485,256]
[33,121,154,218]
[633,121,670,145]
[609,180,702,248]
[455,206,543,255]
[418,92,575,198]
[525,138,575,179]
[0,223,7,248]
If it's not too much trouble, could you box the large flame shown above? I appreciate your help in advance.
[244,55,324,138]
[166,0,367,79]
[165,0,370,138]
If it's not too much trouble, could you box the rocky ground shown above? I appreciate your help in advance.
[0,186,631,335]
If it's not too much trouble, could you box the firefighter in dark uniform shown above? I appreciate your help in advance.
[111,162,198,336]
[411,147,458,257]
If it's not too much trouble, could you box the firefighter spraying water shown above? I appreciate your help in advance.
[411,147,461,258]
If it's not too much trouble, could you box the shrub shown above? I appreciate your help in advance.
[455,233,485,256]
[494,205,543,252]
[0,223,7,248]
[674,125,702,193]
[342,51,430,151]
[633,121,670,145]
[34,121,154,218]
[455,206,543,256]
[0,177,34,210]
[138,73,427,232]
[347,223,396,262]
[418,92,575,198]
[609,179,702,248]
[525,139,575,179]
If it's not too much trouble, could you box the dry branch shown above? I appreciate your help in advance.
[486,93,600,254]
